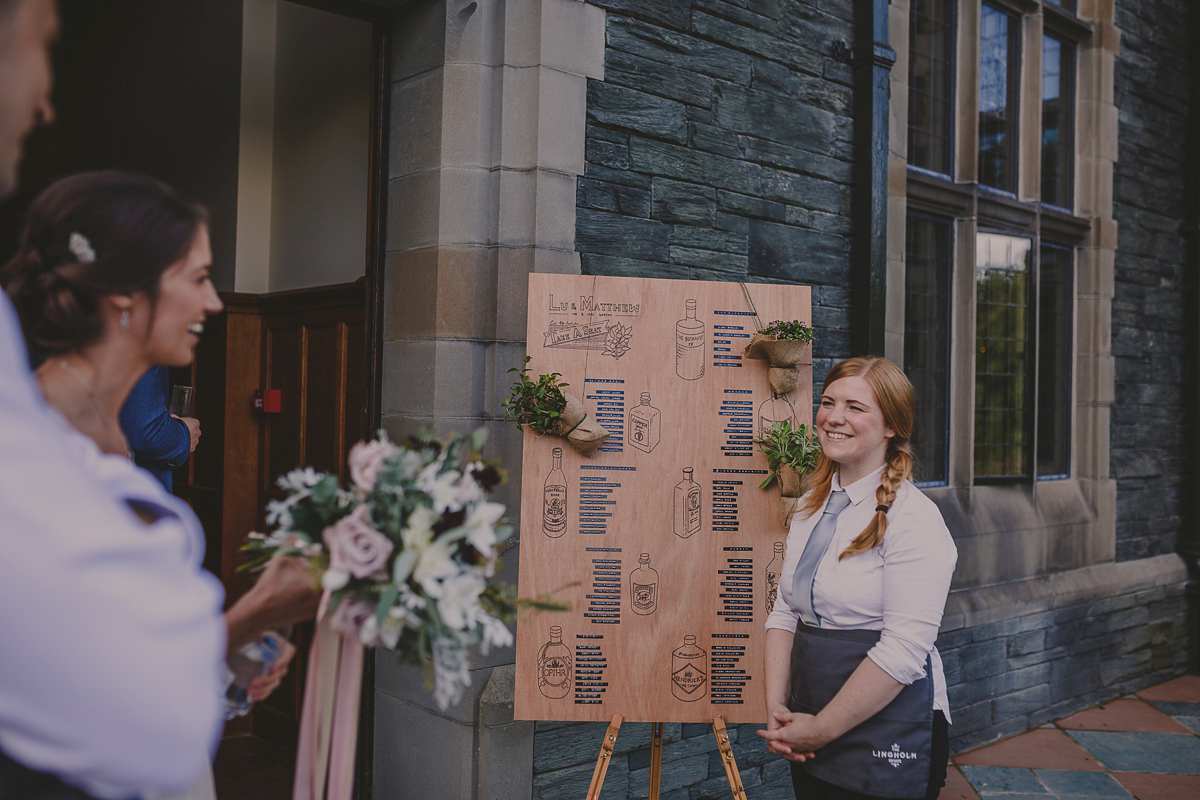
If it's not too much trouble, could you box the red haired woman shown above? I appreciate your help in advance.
[758,356,957,800]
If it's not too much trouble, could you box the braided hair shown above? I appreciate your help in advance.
[798,356,916,560]
[0,171,206,356]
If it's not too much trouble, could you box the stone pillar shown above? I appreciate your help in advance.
[373,1,604,797]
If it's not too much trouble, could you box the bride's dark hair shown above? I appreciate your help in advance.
[0,170,206,356]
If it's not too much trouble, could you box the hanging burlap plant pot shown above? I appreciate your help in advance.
[744,334,808,396]
[776,464,803,529]
[552,392,609,457]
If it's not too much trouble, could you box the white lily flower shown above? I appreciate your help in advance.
[322,569,350,591]
[462,501,506,554]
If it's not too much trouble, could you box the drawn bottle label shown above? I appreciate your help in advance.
[537,626,572,699]
[758,394,797,437]
[671,634,707,701]
[543,447,567,537]
[674,467,701,538]
[630,553,659,615]
[765,541,785,613]
[628,392,661,453]
[676,299,705,381]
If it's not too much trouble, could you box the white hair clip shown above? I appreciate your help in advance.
[68,232,96,263]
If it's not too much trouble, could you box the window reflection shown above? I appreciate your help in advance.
[905,215,953,485]
[908,0,955,174]
[979,4,1018,192]
[1042,34,1074,208]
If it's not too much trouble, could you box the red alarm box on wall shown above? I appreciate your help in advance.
[253,388,282,414]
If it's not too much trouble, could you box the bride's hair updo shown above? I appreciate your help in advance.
[800,356,916,559]
[0,170,206,356]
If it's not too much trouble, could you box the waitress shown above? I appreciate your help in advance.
[758,356,957,800]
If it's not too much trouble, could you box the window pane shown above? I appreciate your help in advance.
[975,232,1032,480]
[979,4,1019,192]
[905,215,952,485]
[908,0,954,174]
[1041,34,1074,208]
[1044,0,1077,13]
[1037,244,1073,477]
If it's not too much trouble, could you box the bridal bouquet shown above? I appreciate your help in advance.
[244,427,516,710]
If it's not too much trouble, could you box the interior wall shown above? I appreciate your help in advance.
[268,1,372,292]
[0,0,244,290]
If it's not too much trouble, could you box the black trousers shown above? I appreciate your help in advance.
[790,711,949,800]
[0,750,99,800]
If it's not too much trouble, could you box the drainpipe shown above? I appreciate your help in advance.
[851,0,896,357]
[1185,1,1200,670]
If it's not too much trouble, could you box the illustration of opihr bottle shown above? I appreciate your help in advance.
[630,553,660,615]
[676,299,706,381]
[673,467,702,538]
[543,447,567,537]
[628,392,661,453]
[537,626,572,699]
[758,394,797,436]
[765,541,785,613]
[671,635,708,702]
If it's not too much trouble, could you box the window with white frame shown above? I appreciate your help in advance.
[901,0,1094,488]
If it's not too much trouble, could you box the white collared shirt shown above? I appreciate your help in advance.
[0,293,226,799]
[766,465,958,716]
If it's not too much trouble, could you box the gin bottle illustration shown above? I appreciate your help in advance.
[630,553,660,615]
[758,394,797,436]
[676,299,705,381]
[628,392,661,453]
[673,467,701,538]
[765,541,785,613]
[670,635,707,701]
[543,447,567,537]
[537,626,572,699]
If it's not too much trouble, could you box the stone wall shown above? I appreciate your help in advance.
[1111,0,1192,561]
[574,0,857,380]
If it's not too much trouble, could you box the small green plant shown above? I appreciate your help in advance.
[757,319,814,343]
[503,355,569,436]
[754,419,820,490]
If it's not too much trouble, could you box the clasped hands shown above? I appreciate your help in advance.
[757,703,833,762]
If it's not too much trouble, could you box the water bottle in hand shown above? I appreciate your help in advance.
[224,631,285,719]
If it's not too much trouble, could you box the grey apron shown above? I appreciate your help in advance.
[788,624,934,799]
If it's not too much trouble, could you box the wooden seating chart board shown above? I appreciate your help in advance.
[514,275,813,723]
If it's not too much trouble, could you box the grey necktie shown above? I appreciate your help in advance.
[790,489,851,626]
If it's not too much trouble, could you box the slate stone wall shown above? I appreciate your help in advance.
[575,0,857,381]
[937,582,1190,753]
[1111,0,1193,561]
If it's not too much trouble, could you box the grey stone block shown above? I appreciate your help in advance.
[605,48,715,108]
[671,225,747,254]
[534,721,654,773]
[629,136,762,195]
[576,208,670,261]
[970,617,1024,643]
[581,253,685,278]
[670,245,748,275]
[717,190,786,222]
[691,122,743,158]
[652,178,716,225]
[690,11,824,76]
[713,84,841,154]
[627,753,709,798]
[747,219,845,284]
[606,16,753,84]
[1007,630,1046,658]
[958,640,1008,682]
[533,753,629,800]
[589,81,688,144]
[578,177,653,218]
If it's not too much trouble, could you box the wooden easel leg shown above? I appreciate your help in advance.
[648,722,665,800]
[711,716,748,800]
[585,714,623,800]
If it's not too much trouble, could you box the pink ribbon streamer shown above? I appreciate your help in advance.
[294,594,365,800]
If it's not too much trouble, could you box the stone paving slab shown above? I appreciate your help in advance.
[1064,731,1200,775]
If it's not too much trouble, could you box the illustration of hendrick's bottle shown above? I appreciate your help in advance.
[543,447,567,537]
[537,626,572,699]
[673,467,701,538]
[670,635,707,701]
[675,299,705,380]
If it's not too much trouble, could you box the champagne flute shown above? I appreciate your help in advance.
[170,385,195,417]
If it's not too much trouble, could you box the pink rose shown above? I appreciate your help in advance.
[348,439,400,494]
[328,598,382,646]
[323,505,394,579]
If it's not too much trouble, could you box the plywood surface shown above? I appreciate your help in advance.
[514,275,813,723]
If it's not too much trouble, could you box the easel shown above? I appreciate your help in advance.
[584,715,747,800]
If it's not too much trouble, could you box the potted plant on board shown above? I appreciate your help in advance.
[743,319,815,396]
[754,419,821,528]
[503,355,609,457]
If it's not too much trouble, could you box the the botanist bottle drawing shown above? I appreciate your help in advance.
[629,553,660,615]
[673,467,702,538]
[676,299,705,381]
[765,541,785,613]
[671,635,707,702]
[543,447,567,537]
[628,391,661,453]
[537,626,572,699]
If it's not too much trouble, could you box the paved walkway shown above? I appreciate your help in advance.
[939,675,1200,800]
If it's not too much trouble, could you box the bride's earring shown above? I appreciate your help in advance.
[119,308,130,331]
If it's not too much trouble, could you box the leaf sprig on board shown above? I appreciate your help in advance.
[502,355,569,435]
[753,419,821,489]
